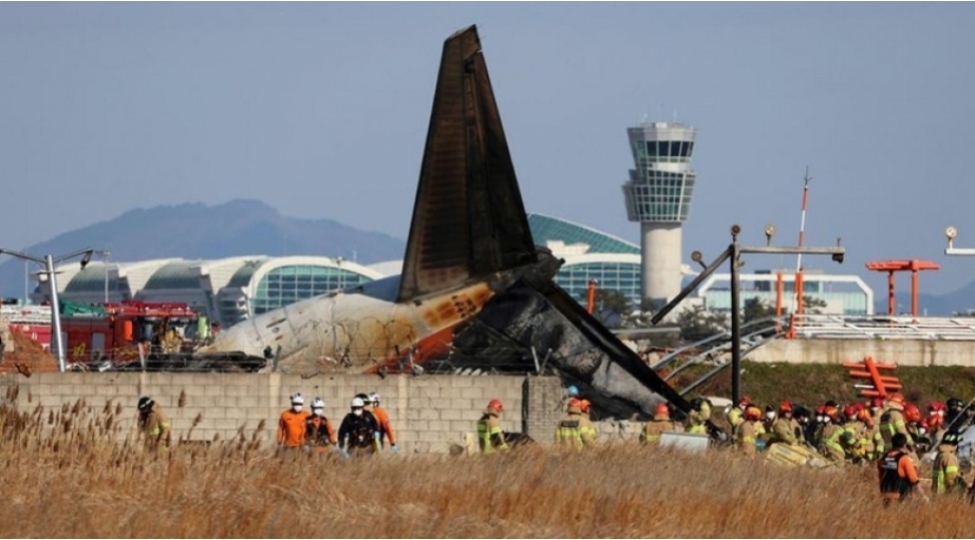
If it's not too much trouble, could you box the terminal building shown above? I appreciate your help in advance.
[30,215,871,327]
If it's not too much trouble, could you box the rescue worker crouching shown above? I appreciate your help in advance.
[304,397,337,453]
[277,393,310,453]
[556,398,596,450]
[819,406,846,463]
[338,397,380,458]
[137,396,171,451]
[578,399,598,444]
[878,433,925,505]
[477,399,508,455]
[642,403,681,446]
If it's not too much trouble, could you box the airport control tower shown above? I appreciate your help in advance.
[622,121,698,308]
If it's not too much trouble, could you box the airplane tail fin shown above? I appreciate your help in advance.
[397,25,537,303]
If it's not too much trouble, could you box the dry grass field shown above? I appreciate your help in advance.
[2,395,974,538]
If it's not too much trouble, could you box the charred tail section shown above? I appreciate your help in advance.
[397,25,537,303]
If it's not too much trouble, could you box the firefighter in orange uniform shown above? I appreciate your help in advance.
[368,392,398,453]
[278,393,310,452]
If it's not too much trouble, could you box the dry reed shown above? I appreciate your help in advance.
[0,401,972,538]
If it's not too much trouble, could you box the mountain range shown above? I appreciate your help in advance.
[0,199,406,298]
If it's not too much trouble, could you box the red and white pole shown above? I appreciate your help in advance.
[787,169,811,338]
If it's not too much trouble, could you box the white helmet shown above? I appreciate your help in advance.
[312,397,325,409]
[350,397,365,408]
[369,392,380,404]
[290,393,304,405]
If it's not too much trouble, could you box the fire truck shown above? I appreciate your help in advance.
[60,300,204,368]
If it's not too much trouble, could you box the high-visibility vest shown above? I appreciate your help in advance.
[477,416,507,455]
[556,419,584,449]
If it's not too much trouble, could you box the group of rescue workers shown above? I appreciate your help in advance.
[717,393,975,503]
[134,383,975,504]
[276,392,396,458]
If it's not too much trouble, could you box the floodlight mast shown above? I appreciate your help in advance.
[0,247,94,372]
[944,226,975,256]
[651,224,845,405]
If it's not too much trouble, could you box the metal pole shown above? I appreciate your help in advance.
[47,255,66,372]
[730,242,742,406]
[104,251,110,304]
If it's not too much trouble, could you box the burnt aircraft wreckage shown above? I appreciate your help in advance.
[196,25,718,434]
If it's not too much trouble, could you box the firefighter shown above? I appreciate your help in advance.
[578,399,598,445]
[477,399,508,455]
[840,404,866,463]
[736,406,763,457]
[857,408,881,461]
[277,393,310,451]
[642,403,680,445]
[368,392,397,453]
[878,433,924,505]
[137,396,171,451]
[879,393,911,451]
[933,431,967,496]
[945,397,965,430]
[793,406,815,449]
[769,401,802,446]
[926,402,947,446]
[304,397,337,452]
[903,404,928,453]
[556,398,595,449]
[726,396,752,433]
[819,406,846,463]
[687,398,711,435]
[338,396,380,457]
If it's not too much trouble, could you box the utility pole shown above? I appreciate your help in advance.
[0,247,94,372]
[652,224,845,405]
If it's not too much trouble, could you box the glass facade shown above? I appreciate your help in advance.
[623,122,697,223]
[528,214,639,254]
[251,265,373,315]
[557,260,642,306]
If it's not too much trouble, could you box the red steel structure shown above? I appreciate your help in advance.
[865,260,939,318]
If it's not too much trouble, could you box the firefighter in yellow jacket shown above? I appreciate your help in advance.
[933,431,967,495]
[556,398,596,449]
[642,403,681,445]
[769,401,802,446]
[819,406,846,463]
[736,406,764,457]
[477,399,508,455]
[137,396,171,451]
[578,399,598,445]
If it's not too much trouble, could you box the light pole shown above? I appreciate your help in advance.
[651,224,845,405]
[0,247,94,372]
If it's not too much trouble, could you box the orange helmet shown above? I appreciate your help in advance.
[567,398,582,413]
[738,396,753,408]
[744,406,762,421]
[888,393,905,406]
[857,408,873,426]
[843,405,858,420]
[904,404,921,423]
[487,399,504,413]
[654,402,670,420]
[925,414,943,430]
[824,406,840,421]
[579,399,592,414]
[779,401,793,414]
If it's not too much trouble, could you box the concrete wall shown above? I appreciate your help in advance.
[748,339,975,367]
[0,373,566,454]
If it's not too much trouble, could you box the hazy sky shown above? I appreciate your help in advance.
[2,3,975,296]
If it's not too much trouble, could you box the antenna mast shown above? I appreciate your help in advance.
[787,167,811,338]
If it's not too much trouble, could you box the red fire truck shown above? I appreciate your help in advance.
[61,300,202,367]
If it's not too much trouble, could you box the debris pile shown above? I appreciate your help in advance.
[0,332,58,376]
